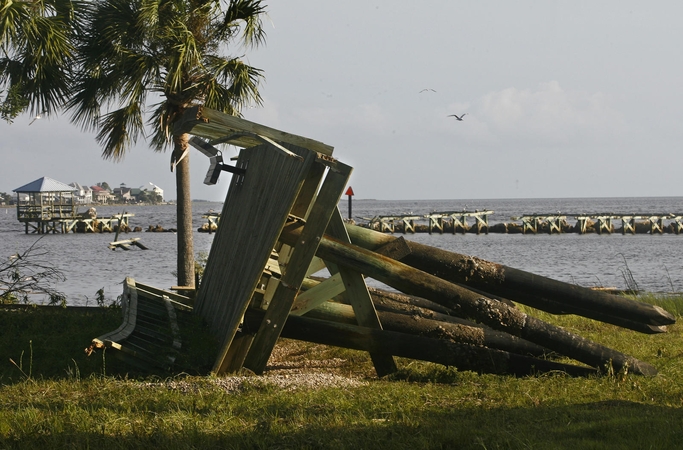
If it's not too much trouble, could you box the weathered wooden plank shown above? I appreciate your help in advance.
[325,208,397,376]
[109,238,146,251]
[194,142,316,374]
[241,162,352,374]
[289,272,345,316]
[135,282,193,308]
[91,278,139,346]
[174,106,334,156]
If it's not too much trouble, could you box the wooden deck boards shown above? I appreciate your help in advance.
[193,142,317,370]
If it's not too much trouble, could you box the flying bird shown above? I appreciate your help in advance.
[28,111,47,125]
[419,88,436,93]
[447,113,467,121]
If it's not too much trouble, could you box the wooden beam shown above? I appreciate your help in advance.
[325,208,398,376]
[241,309,597,377]
[174,106,334,156]
[289,272,345,316]
[241,162,352,374]
[193,142,316,374]
[279,224,661,376]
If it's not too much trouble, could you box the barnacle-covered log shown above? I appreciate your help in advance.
[242,309,596,377]
[279,221,658,376]
[304,300,550,358]
[344,224,674,331]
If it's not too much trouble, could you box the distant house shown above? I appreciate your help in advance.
[149,183,164,201]
[90,185,113,204]
[69,182,92,204]
[15,193,29,204]
[113,185,134,203]
[130,188,143,201]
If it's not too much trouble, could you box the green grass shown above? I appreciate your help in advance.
[1,296,683,449]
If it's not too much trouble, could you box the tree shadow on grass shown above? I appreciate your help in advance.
[3,400,683,449]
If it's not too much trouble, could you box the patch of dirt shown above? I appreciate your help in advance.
[141,339,372,393]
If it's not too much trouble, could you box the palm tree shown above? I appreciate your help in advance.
[0,0,84,122]
[68,0,266,288]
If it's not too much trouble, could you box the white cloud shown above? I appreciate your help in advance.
[447,81,627,151]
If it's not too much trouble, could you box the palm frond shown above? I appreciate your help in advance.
[202,55,263,111]
[64,0,266,160]
[147,99,179,152]
[221,0,266,47]
[96,102,144,161]
[0,0,84,118]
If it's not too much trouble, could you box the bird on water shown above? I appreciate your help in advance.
[447,113,467,121]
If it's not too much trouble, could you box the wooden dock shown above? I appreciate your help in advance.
[519,213,683,235]
[17,207,134,234]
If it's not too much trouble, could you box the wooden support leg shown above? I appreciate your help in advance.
[215,332,255,374]
[325,208,397,377]
[242,162,352,375]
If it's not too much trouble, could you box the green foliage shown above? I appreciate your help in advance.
[68,0,266,159]
[136,189,163,204]
[2,0,267,289]
[0,306,122,382]
[194,251,209,280]
[47,292,67,308]
[0,85,28,122]
[0,0,84,121]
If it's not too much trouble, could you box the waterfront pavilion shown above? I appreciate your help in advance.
[12,177,78,234]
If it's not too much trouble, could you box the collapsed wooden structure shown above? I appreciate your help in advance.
[92,107,675,377]
[86,278,190,369]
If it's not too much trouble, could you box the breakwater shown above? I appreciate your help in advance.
[358,212,683,235]
[198,210,683,235]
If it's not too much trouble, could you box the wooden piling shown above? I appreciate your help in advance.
[343,224,675,330]
[279,222,660,375]
[242,309,598,377]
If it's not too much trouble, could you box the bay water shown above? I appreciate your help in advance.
[1,196,682,306]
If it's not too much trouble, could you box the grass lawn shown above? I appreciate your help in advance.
[1,295,683,449]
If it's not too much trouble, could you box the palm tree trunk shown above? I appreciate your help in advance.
[174,133,195,288]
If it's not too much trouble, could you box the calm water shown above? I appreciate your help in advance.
[1,196,682,305]
[0,203,220,306]
[340,197,683,295]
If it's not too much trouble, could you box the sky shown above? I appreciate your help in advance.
[2,1,682,201]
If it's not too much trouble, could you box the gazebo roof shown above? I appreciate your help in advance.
[13,177,76,193]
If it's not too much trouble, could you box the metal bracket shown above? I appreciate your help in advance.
[189,137,247,185]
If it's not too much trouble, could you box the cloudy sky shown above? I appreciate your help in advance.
[2,1,682,201]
